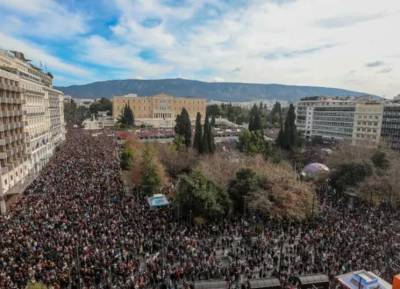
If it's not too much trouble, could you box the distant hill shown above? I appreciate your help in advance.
[56,78,373,102]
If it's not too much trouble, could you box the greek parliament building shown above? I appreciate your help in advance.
[112,93,207,128]
[0,50,65,214]
[295,96,400,149]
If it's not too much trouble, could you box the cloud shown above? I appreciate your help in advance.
[232,67,241,73]
[140,17,163,28]
[378,67,392,74]
[265,44,337,60]
[366,61,385,67]
[1,0,400,96]
[0,32,89,77]
[79,35,172,77]
[0,0,88,38]
[317,12,388,29]
[213,77,225,82]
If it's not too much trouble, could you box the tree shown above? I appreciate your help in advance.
[64,99,90,125]
[248,104,262,131]
[140,146,161,195]
[276,104,298,151]
[358,175,392,205]
[118,103,135,128]
[202,114,210,153]
[175,108,192,147]
[208,117,216,154]
[173,134,186,152]
[206,104,221,117]
[270,102,282,125]
[157,144,198,178]
[330,162,373,193]
[193,112,203,153]
[211,114,216,127]
[238,129,269,157]
[120,146,133,170]
[175,171,230,220]
[275,104,285,148]
[89,97,112,115]
[228,168,261,214]
[371,151,390,170]
[248,175,315,221]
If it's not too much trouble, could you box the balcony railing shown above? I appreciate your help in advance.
[0,95,23,104]
[0,82,22,93]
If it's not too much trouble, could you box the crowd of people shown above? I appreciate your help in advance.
[1,129,399,289]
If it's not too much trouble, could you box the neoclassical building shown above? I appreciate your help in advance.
[0,49,65,214]
[112,93,207,128]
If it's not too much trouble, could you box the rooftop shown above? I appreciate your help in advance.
[337,270,392,289]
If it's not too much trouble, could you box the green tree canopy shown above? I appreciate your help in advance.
[120,146,134,170]
[248,104,263,131]
[118,103,135,128]
[202,114,210,154]
[140,146,161,195]
[64,100,90,125]
[269,102,282,125]
[176,171,230,220]
[193,112,203,153]
[206,104,221,117]
[228,168,261,214]
[175,108,192,147]
[207,113,216,154]
[89,97,112,115]
[276,103,298,151]
[371,151,390,170]
[330,162,373,193]
[238,129,269,157]
[173,134,186,152]
[211,114,216,127]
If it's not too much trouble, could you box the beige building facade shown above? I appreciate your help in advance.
[352,102,383,147]
[295,96,383,148]
[0,50,65,214]
[0,68,28,214]
[113,93,207,128]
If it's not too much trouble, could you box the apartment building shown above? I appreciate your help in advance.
[381,102,400,150]
[296,96,358,141]
[295,96,384,147]
[113,93,206,128]
[47,87,66,149]
[352,102,383,147]
[0,68,28,214]
[0,50,65,214]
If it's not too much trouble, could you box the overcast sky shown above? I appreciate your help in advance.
[0,0,399,97]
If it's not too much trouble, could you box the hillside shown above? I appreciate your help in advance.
[56,78,372,102]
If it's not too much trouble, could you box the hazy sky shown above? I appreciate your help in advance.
[0,0,399,97]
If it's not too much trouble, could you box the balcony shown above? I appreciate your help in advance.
[0,95,23,104]
[0,139,5,146]
[14,134,23,141]
[0,82,21,93]
[0,152,6,159]
[13,110,23,117]
[6,149,14,157]
[0,111,9,117]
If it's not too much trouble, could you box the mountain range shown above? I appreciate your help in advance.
[56,78,372,102]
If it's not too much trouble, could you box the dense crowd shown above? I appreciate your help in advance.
[1,129,400,289]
